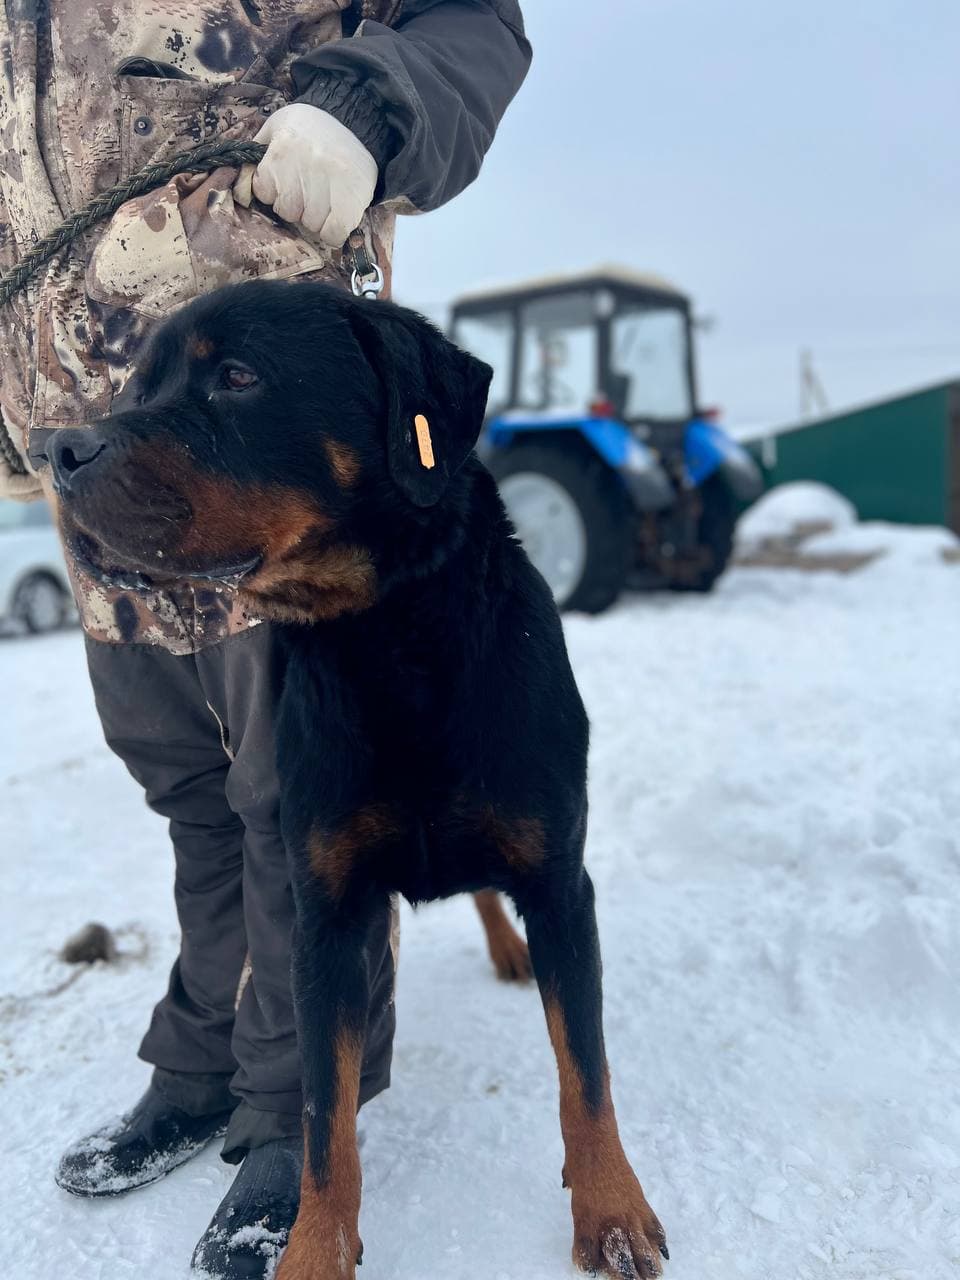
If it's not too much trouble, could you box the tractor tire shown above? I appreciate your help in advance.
[668,474,737,593]
[490,439,631,614]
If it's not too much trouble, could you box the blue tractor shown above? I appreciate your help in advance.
[450,266,763,613]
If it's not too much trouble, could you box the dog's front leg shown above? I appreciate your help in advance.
[276,891,392,1280]
[521,869,669,1279]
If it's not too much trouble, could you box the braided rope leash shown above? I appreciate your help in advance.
[0,137,382,478]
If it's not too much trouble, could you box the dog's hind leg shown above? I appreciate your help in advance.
[276,891,392,1280]
[519,869,669,1280]
[473,890,532,981]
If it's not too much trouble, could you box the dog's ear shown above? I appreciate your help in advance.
[346,303,493,507]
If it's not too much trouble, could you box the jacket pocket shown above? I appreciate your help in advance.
[85,167,342,325]
[118,58,286,179]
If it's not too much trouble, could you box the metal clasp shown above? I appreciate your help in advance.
[351,262,385,301]
[347,228,384,301]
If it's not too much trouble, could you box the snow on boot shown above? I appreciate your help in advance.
[55,1084,233,1197]
[191,1137,302,1280]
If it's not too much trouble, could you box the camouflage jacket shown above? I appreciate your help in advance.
[0,0,529,651]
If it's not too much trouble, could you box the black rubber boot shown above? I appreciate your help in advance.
[55,1083,233,1197]
[190,1137,303,1279]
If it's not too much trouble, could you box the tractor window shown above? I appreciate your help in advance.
[452,311,513,415]
[518,292,597,414]
[610,306,692,420]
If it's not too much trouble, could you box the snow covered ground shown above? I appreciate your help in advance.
[3,500,959,1280]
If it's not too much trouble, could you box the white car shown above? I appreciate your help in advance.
[0,499,73,633]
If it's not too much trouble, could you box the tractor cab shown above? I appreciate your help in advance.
[451,266,762,612]
[452,265,695,442]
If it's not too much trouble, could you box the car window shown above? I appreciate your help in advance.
[23,502,55,528]
[0,499,54,529]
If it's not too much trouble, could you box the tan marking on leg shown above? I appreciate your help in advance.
[544,999,667,1277]
[473,891,532,981]
[276,1032,363,1280]
[322,439,362,489]
[309,806,404,901]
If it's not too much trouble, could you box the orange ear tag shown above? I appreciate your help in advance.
[414,414,436,470]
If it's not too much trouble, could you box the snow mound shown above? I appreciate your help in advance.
[805,519,959,563]
[3,537,960,1280]
[738,482,857,546]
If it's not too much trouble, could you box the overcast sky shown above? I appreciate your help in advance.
[391,0,960,429]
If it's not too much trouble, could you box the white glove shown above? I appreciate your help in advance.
[0,457,42,501]
[0,408,42,501]
[234,103,378,249]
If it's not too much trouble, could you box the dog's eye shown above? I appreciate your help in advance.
[219,365,259,392]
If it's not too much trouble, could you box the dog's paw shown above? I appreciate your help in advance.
[274,1222,363,1280]
[570,1174,668,1279]
[489,927,533,982]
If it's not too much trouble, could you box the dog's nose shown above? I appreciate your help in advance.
[46,429,110,495]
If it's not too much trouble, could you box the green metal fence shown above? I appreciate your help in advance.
[751,380,960,531]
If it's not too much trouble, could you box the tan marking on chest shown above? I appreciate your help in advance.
[469,807,545,872]
[243,543,377,622]
[447,800,546,873]
[309,805,404,901]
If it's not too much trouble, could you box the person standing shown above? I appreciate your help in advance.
[0,4,529,1276]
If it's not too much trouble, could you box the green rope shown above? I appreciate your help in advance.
[0,138,268,477]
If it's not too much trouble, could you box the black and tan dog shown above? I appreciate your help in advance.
[44,281,668,1280]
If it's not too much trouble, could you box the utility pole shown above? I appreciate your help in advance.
[799,348,830,420]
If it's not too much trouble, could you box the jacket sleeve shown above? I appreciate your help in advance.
[289,1,531,213]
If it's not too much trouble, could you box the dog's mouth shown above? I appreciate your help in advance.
[68,528,263,594]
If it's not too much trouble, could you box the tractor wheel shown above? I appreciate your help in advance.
[490,439,631,614]
[667,474,737,592]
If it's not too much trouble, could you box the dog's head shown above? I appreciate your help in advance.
[43,281,492,621]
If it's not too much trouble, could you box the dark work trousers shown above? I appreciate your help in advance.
[85,623,396,1163]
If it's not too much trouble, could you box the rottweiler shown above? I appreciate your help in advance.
[44,280,668,1280]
